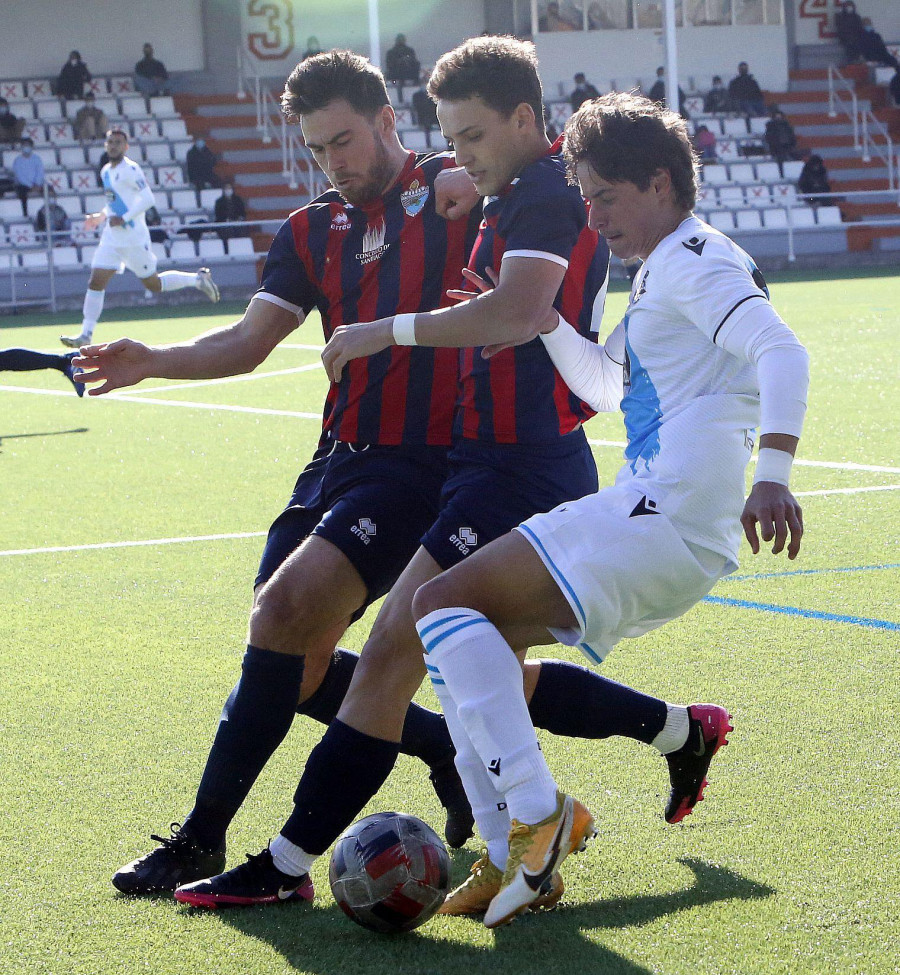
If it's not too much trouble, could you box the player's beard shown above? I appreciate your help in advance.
[336,135,395,207]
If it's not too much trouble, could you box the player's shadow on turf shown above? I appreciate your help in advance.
[0,427,88,450]
[211,856,773,975]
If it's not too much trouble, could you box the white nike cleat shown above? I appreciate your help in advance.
[196,267,220,303]
[483,792,595,929]
[60,332,92,349]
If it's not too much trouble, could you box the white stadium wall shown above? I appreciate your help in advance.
[794,0,900,46]
[2,0,204,78]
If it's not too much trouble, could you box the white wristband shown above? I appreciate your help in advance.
[392,313,417,346]
[753,447,793,487]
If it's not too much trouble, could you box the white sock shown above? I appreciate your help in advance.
[159,269,200,292]
[427,660,511,869]
[81,287,104,338]
[270,833,316,877]
[417,607,558,827]
[651,705,690,754]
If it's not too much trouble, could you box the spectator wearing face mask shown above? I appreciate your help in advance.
[12,139,44,216]
[860,18,900,69]
[704,76,729,114]
[57,50,91,100]
[34,187,71,243]
[186,137,219,191]
[213,182,248,241]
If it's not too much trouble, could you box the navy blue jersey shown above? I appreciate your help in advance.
[257,151,470,447]
[459,140,610,444]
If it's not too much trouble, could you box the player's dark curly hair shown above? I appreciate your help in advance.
[563,91,698,210]
[281,49,389,120]
[427,36,544,124]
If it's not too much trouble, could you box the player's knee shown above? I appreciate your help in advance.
[249,577,326,650]
[411,573,459,621]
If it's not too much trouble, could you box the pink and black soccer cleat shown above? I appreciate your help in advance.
[664,704,733,824]
[174,848,314,908]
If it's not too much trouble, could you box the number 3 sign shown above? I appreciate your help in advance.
[246,0,295,61]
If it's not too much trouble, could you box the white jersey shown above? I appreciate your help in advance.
[99,156,154,243]
[615,215,770,564]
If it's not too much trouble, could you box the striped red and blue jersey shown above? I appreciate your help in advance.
[458,140,610,444]
[257,151,470,447]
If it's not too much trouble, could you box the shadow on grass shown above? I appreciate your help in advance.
[211,856,774,975]
[0,426,88,449]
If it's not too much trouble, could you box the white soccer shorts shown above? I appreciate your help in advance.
[515,482,733,666]
[91,227,157,278]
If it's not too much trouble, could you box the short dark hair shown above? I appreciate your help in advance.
[564,91,698,211]
[106,126,129,141]
[281,49,389,120]
[427,36,543,123]
[21,137,34,147]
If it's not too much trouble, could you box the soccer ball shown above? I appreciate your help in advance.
[329,811,451,934]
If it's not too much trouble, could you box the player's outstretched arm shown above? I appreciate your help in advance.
[73,296,301,396]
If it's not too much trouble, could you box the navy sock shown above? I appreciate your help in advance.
[297,648,455,769]
[184,645,305,850]
[281,719,399,855]
[0,348,68,372]
[529,660,667,745]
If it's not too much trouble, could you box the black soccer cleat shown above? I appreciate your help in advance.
[429,757,475,849]
[63,352,85,397]
[664,704,733,824]
[174,847,314,908]
[112,822,226,895]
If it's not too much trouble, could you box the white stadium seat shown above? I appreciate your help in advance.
[131,119,161,141]
[56,194,84,217]
[715,138,741,162]
[157,164,185,189]
[79,244,98,264]
[816,206,843,226]
[171,140,193,161]
[120,95,149,118]
[86,145,107,166]
[160,118,189,140]
[394,107,413,128]
[717,186,745,208]
[0,81,26,100]
[199,188,220,209]
[170,189,199,212]
[46,121,76,144]
[744,184,771,207]
[144,143,173,164]
[35,99,65,121]
[21,123,46,143]
[722,117,749,137]
[735,209,762,230]
[151,241,169,262]
[782,160,804,180]
[772,183,798,205]
[25,79,51,98]
[84,193,108,213]
[708,210,735,231]
[684,95,704,116]
[149,96,178,118]
[94,97,120,118]
[755,161,782,182]
[748,116,768,135]
[109,76,135,95]
[0,199,24,221]
[762,208,789,228]
[226,237,254,258]
[59,146,87,168]
[789,206,816,227]
[2,149,20,169]
[46,171,70,193]
[169,239,198,260]
[35,147,58,167]
[52,246,80,267]
[70,169,98,192]
[701,164,729,185]
[402,130,430,151]
[86,78,110,96]
[21,249,48,267]
[729,163,755,183]
[198,237,226,260]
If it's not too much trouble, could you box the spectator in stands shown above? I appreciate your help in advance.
[570,72,600,111]
[300,37,323,61]
[860,18,900,69]
[56,50,91,100]
[890,69,900,107]
[145,205,168,244]
[134,43,170,98]
[764,107,801,166]
[213,182,248,241]
[12,139,44,216]
[385,34,421,94]
[704,75,729,113]
[186,137,219,191]
[544,104,559,142]
[728,61,766,117]
[411,73,439,147]
[797,154,832,206]
[693,124,717,161]
[73,92,109,143]
[34,187,70,243]
[0,99,26,143]
[539,2,579,31]
[835,1,865,64]
[647,66,688,117]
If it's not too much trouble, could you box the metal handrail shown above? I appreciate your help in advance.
[827,65,860,149]
[860,111,897,195]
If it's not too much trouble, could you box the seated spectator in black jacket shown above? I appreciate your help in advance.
[648,66,688,117]
[570,73,600,111]
[34,188,70,243]
[411,77,440,147]
[765,107,802,165]
[704,76,729,113]
[135,43,170,97]
[56,51,91,100]
[835,1,865,63]
[797,154,832,205]
[860,18,900,68]
[186,137,220,190]
[728,61,766,117]
[0,99,25,142]
[385,34,420,87]
[213,183,248,241]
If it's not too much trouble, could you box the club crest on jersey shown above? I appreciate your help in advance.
[356,218,388,264]
[400,179,429,217]
[330,210,351,231]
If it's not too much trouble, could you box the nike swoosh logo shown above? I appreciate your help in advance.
[522,801,570,893]
[692,737,707,758]
[277,886,297,900]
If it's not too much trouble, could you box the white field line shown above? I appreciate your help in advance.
[793,484,900,498]
[279,343,324,351]
[0,531,268,558]
[122,363,321,395]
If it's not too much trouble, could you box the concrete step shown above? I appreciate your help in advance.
[793,123,861,137]
[847,223,900,251]
[213,147,285,164]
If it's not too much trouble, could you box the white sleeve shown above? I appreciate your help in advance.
[539,313,625,413]
[122,183,155,224]
[717,300,810,438]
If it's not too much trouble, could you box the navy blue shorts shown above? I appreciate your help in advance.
[256,441,449,620]
[421,429,598,570]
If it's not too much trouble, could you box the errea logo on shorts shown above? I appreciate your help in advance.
[351,518,377,544]
[450,527,478,555]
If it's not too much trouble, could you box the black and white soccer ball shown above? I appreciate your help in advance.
[329,811,451,934]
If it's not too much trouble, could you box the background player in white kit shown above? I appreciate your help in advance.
[61,128,219,348]
[409,91,810,928]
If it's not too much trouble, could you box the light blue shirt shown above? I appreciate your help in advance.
[12,153,44,188]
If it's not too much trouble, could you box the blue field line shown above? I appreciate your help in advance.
[702,595,899,630]
[721,563,900,583]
